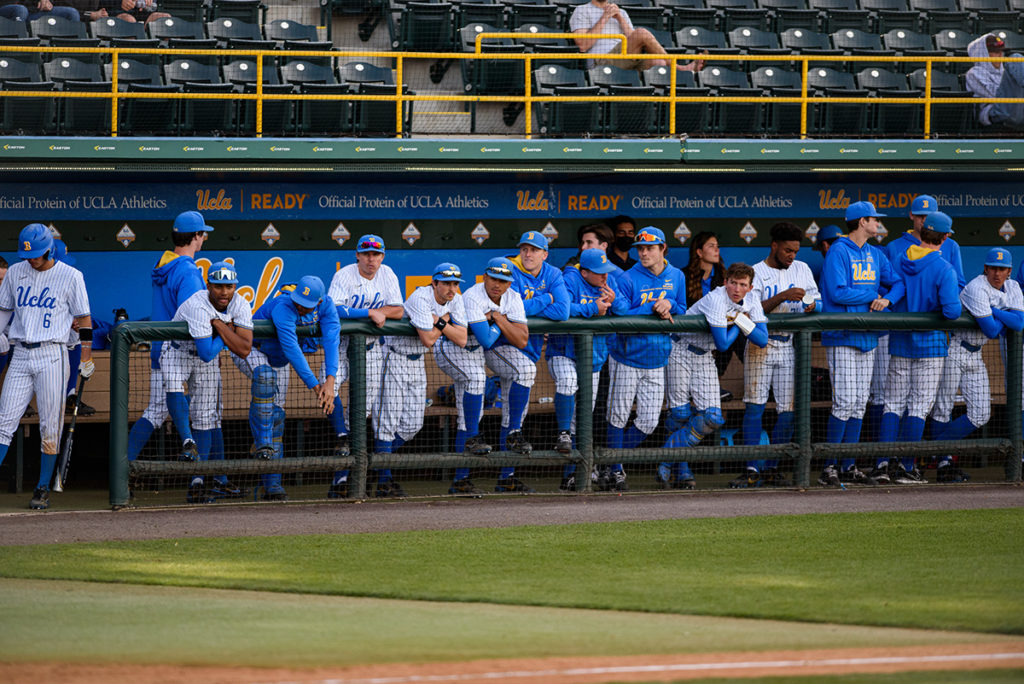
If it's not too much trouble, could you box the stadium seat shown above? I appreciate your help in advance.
[928,88,976,136]
[110,38,162,66]
[507,3,560,29]
[831,27,883,51]
[750,64,802,90]
[1,79,56,133]
[223,58,280,86]
[707,0,755,9]
[822,9,872,32]
[296,82,351,135]
[807,65,855,91]
[0,56,42,83]
[674,26,728,49]
[780,27,831,50]
[352,82,414,136]
[90,17,146,43]
[164,38,219,67]
[669,8,719,32]
[165,59,223,85]
[933,28,972,72]
[531,42,585,70]
[643,63,697,89]
[774,9,820,32]
[602,83,658,134]
[532,64,596,136]
[720,8,771,32]
[860,0,908,10]
[460,21,511,48]
[715,86,764,132]
[460,24,526,130]
[764,86,804,134]
[118,83,180,135]
[0,16,27,40]
[882,28,943,71]
[393,2,457,50]
[61,80,112,134]
[105,59,163,88]
[816,86,868,134]
[147,17,206,42]
[856,66,907,90]
[29,16,87,42]
[698,65,750,88]
[990,30,1024,52]
[210,0,264,23]
[264,19,319,43]
[44,57,103,84]
[47,37,103,65]
[157,0,208,23]
[179,81,234,135]
[589,63,643,88]
[656,0,704,8]
[513,22,568,47]
[760,0,806,8]
[208,18,262,46]
[237,82,293,134]
[644,66,710,133]
[339,61,395,86]
[873,88,922,135]
[627,6,671,30]
[281,60,337,86]
[974,12,1021,34]
[457,2,508,29]
[278,40,333,68]
[910,0,969,32]
[907,66,960,90]
[872,10,920,33]
[728,26,780,49]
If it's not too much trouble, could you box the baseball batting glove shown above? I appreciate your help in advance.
[79,359,95,379]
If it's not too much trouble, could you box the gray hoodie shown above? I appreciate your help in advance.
[965,34,1002,125]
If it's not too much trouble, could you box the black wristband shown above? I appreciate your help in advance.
[434,319,447,331]
[78,327,93,342]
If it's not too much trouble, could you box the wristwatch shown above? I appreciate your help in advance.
[434,318,447,331]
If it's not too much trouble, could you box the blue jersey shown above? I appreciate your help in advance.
[820,237,905,352]
[546,265,627,371]
[150,251,205,368]
[889,245,962,358]
[610,260,687,369]
[886,231,966,289]
[505,255,570,361]
[253,287,341,389]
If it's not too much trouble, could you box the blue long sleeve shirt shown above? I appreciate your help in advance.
[889,245,963,358]
[820,238,906,352]
[506,255,570,361]
[885,231,966,289]
[609,260,688,369]
[546,265,627,372]
[253,290,341,389]
[149,251,205,368]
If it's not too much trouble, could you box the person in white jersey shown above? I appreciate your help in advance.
[0,224,93,510]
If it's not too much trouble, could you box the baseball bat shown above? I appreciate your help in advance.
[53,373,88,493]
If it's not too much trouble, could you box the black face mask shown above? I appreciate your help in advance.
[615,235,634,252]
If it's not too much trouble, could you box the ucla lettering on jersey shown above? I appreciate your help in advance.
[16,286,58,311]
[852,261,877,282]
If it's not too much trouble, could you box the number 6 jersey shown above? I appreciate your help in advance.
[0,260,90,344]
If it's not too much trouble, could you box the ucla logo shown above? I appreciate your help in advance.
[996,251,1004,261]
[16,286,57,310]
[852,262,877,281]
[527,232,535,240]
[303,286,311,296]
[23,240,31,251]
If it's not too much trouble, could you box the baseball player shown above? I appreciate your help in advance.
[547,248,627,490]
[47,239,95,418]
[877,211,962,484]
[0,256,9,376]
[931,247,1023,482]
[371,263,468,497]
[326,234,404,498]
[493,231,569,491]
[126,211,211,463]
[867,193,966,440]
[435,257,529,495]
[810,224,843,281]
[734,222,819,488]
[818,201,905,487]
[233,275,340,501]
[607,226,687,480]
[0,224,93,510]
[665,262,768,488]
[163,261,253,503]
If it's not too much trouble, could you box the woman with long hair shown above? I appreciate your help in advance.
[682,231,741,378]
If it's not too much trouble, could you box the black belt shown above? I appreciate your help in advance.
[769,334,791,343]
[671,334,683,342]
[389,346,422,361]
[19,341,49,349]
[686,344,708,356]
[465,344,480,352]
[960,340,982,353]
[367,341,375,350]
[169,341,197,356]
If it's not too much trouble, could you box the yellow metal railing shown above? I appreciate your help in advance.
[0,43,1022,139]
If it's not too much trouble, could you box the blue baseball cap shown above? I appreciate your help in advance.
[290,275,324,308]
[910,194,938,215]
[923,211,953,234]
[51,238,76,266]
[207,261,238,284]
[985,247,1012,268]
[173,210,214,233]
[845,201,885,222]
[579,248,617,274]
[432,262,464,283]
[356,234,385,253]
[518,231,549,251]
[484,257,515,282]
[633,226,666,247]
[818,224,844,242]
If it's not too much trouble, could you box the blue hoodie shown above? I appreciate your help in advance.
[546,264,628,371]
[506,255,570,362]
[820,237,906,351]
[150,251,205,368]
[610,259,688,369]
[889,244,962,358]
[253,288,340,389]
[885,231,966,289]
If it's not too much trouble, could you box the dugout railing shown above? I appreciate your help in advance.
[108,313,1023,508]
[0,43,1022,138]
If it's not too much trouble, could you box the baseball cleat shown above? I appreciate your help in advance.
[333,434,350,458]
[259,485,288,502]
[761,468,792,487]
[936,465,970,483]
[729,469,762,489]
[505,430,533,455]
[558,475,576,492]
[29,487,49,510]
[840,466,877,485]
[250,444,274,460]
[65,395,96,416]
[869,464,892,485]
[448,478,485,497]
[817,465,841,487]
[180,439,199,462]
[554,431,573,454]
[375,478,407,498]
[495,476,535,494]
[186,481,215,504]
[893,464,927,484]
[464,435,492,455]
[609,469,628,492]
[208,479,246,499]
[673,477,696,490]
[327,481,350,499]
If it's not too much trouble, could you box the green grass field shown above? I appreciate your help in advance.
[1,507,1022,678]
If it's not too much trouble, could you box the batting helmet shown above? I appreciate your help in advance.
[52,238,76,266]
[18,223,54,259]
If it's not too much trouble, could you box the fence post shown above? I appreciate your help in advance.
[1006,328,1022,482]
[349,334,369,497]
[108,325,131,508]
[793,330,812,487]
[574,332,594,492]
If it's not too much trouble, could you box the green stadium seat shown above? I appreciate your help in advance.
[810,0,855,9]
[281,60,337,86]
[29,15,87,42]
[989,30,1024,52]
[807,65,855,90]
[974,12,1021,34]
[721,8,771,32]
[0,55,42,82]
[856,66,907,90]
[909,0,970,32]
[764,86,803,135]
[831,27,882,51]
[816,86,868,134]
[105,59,163,88]
[90,17,146,43]
[882,29,943,71]
[210,0,264,23]
[61,80,112,134]
[907,67,960,90]
[340,60,395,85]
[603,83,658,134]
[457,2,508,28]
[238,82,292,134]
[110,38,162,67]
[728,26,780,49]
[697,64,750,87]
[179,81,234,135]
[0,16,27,39]
[531,42,585,70]
[157,0,208,23]
[264,19,319,43]
[207,18,262,46]
[460,25,526,130]
[822,9,872,32]
[118,83,179,135]
[507,3,561,30]
[224,58,280,86]
[780,27,831,50]
[933,28,972,72]
[675,25,727,49]
[44,57,103,84]
[1,79,56,133]
[643,63,697,88]
[353,82,414,136]
[589,63,643,88]
[873,88,922,135]
[278,40,333,68]
[627,6,671,30]
[714,85,763,133]
[928,88,976,136]
[164,59,223,85]
[656,0,704,9]
[147,17,206,42]
[750,64,802,90]
[760,0,807,9]
[774,9,819,31]
[669,8,719,32]
[872,10,919,33]
[296,82,352,136]
[707,0,755,9]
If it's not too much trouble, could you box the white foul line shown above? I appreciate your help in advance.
[264,651,1024,684]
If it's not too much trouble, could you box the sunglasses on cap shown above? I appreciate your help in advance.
[359,239,384,250]
[486,264,513,277]
[635,232,660,242]
[209,268,236,282]
[436,268,462,279]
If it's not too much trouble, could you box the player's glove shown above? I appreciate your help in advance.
[79,359,95,379]
[733,313,756,336]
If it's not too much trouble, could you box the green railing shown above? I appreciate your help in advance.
[108,312,1023,508]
